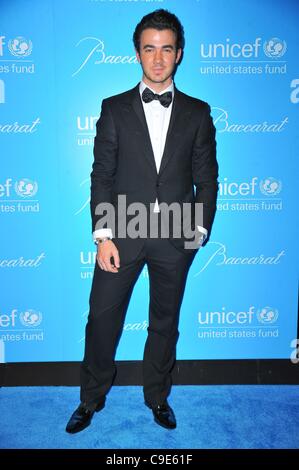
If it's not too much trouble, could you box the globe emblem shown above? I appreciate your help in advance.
[8,37,33,57]
[257,307,278,324]
[15,179,38,198]
[19,310,42,327]
[263,38,287,58]
[259,177,282,196]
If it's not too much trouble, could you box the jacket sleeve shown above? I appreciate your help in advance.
[90,99,118,233]
[192,103,218,239]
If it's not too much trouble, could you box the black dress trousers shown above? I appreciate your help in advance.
[80,237,196,409]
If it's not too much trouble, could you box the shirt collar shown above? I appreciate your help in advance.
[139,80,174,97]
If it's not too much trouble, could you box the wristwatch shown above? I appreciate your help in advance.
[95,237,111,245]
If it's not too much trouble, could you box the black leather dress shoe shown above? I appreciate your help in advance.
[146,402,177,429]
[65,401,105,434]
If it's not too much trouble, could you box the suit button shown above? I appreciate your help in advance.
[156,182,162,187]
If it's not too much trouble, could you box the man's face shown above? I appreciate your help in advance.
[136,28,181,90]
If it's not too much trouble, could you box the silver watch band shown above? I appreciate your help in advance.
[95,237,111,245]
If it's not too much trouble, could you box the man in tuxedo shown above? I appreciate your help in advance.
[66,9,218,433]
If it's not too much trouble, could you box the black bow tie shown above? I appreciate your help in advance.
[142,87,173,108]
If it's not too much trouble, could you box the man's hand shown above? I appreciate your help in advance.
[97,240,120,273]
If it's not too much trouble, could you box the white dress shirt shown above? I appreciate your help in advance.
[93,80,208,243]
[140,80,173,185]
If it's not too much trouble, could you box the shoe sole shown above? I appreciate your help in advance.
[154,417,176,430]
[66,419,92,434]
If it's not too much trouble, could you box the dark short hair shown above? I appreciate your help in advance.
[133,9,185,53]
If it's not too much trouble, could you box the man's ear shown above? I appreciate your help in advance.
[136,50,141,63]
[175,48,182,64]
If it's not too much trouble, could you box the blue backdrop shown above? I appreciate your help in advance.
[0,0,298,363]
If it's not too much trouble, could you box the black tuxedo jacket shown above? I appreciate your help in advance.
[91,84,218,263]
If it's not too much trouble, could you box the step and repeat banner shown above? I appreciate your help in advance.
[0,0,298,363]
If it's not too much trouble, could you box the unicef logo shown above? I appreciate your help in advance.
[263,38,286,58]
[259,177,282,196]
[15,179,38,198]
[19,310,42,327]
[8,37,33,57]
[257,307,278,324]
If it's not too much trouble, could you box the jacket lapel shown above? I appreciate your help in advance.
[124,84,191,176]
[158,88,191,176]
[130,85,157,174]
